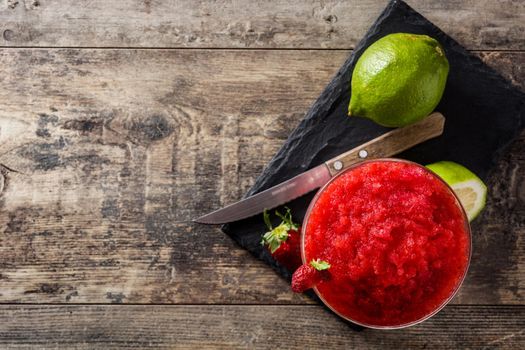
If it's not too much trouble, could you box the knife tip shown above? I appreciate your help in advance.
[192,217,206,224]
[192,215,219,225]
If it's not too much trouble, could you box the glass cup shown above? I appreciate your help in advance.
[301,158,472,329]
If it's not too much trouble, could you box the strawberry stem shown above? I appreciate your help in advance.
[263,209,272,231]
[275,207,299,231]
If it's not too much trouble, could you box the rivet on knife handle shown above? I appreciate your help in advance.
[325,112,445,176]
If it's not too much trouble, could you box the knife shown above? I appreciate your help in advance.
[195,112,445,224]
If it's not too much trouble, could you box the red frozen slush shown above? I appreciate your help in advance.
[302,160,470,327]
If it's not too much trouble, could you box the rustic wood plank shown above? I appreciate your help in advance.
[0,49,523,304]
[0,305,523,349]
[0,0,523,50]
[0,48,342,304]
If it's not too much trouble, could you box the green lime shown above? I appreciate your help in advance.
[426,161,487,221]
[349,33,449,127]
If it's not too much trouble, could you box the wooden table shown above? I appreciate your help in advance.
[0,1,523,348]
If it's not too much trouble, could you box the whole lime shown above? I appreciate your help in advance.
[349,33,449,127]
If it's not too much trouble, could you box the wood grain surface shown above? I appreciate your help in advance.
[0,1,523,349]
[0,0,523,50]
[0,305,523,349]
[0,49,522,306]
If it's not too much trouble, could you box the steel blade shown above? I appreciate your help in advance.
[194,164,331,224]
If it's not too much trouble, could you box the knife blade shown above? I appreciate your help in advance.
[194,112,445,224]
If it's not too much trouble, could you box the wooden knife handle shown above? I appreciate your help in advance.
[325,112,445,176]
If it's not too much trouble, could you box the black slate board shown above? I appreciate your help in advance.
[222,0,525,292]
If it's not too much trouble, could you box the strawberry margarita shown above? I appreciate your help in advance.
[300,159,470,328]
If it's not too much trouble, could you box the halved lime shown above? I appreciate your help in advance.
[426,161,487,221]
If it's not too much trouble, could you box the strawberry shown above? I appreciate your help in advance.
[261,208,302,271]
[291,259,331,293]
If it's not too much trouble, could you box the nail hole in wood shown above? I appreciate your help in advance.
[3,29,14,41]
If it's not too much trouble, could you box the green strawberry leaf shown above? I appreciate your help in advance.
[310,259,330,271]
